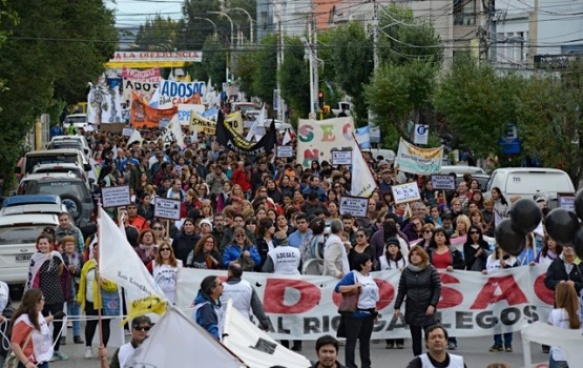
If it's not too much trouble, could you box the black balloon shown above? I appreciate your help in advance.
[574,228,583,260]
[545,208,580,244]
[495,219,526,256]
[575,189,583,221]
[509,198,542,234]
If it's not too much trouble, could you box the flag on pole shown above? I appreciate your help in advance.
[162,115,185,148]
[98,207,167,323]
[282,129,292,145]
[355,126,371,149]
[246,104,266,142]
[350,138,378,198]
[126,129,143,147]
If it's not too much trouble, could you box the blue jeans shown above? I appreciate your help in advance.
[494,332,513,346]
[67,301,81,337]
[549,354,569,368]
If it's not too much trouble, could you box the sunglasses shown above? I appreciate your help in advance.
[134,326,151,331]
[235,234,245,238]
[470,231,480,235]
[152,227,163,230]
[160,248,171,252]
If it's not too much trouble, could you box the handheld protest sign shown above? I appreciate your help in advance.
[154,198,181,220]
[276,145,293,158]
[431,174,456,191]
[331,150,352,166]
[101,186,131,208]
[339,196,369,218]
[391,182,421,205]
[557,192,575,212]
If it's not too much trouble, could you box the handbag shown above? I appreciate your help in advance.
[337,286,360,315]
[4,330,33,368]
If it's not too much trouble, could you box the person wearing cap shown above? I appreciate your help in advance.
[221,262,271,331]
[199,219,213,236]
[98,316,152,368]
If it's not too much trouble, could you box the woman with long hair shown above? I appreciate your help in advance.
[171,218,200,266]
[348,229,376,271]
[200,200,214,221]
[535,235,563,267]
[452,214,471,238]
[491,187,509,218]
[9,289,61,368]
[255,220,276,271]
[469,209,487,234]
[276,214,293,236]
[180,189,201,219]
[548,283,580,368]
[186,235,221,270]
[394,246,441,357]
[222,227,261,270]
[77,243,118,359]
[135,229,157,266]
[380,238,407,349]
[328,201,340,219]
[148,241,182,304]
[137,193,155,222]
[265,178,283,204]
[335,253,379,368]
[26,234,67,361]
[150,220,171,245]
[419,224,435,250]
[216,181,232,214]
[463,225,490,271]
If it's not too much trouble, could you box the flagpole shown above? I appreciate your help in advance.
[351,131,378,197]
[96,205,106,368]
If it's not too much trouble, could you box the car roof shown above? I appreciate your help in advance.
[28,176,84,183]
[33,163,82,170]
[2,194,62,207]
[22,172,77,181]
[0,204,65,216]
[440,165,485,174]
[491,167,568,174]
[0,213,59,226]
[26,148,82,157]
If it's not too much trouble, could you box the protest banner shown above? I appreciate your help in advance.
[177,104,206,126]
[296,118,355,168]
[339,196,368,218]
[189,111,216,135]
[177,265,554,340]
[392,182,421,204]
[152,79,206,108]
[87,83,123,124]
[395,138,443,175]
[154,198,181,220]
[276,145,294,158]
[101,185,131,208]
[130,92,177,129]
[557,192,575,211]
[122,79,159,102]
[431,174,456,190]
[350,138,378,198]
[331,150,351,166]
[98,123,125,133]
[121,66,160,80]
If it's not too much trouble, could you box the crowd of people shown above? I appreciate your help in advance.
[3,121,581,368]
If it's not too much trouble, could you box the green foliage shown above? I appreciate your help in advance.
[279,37,310,119]
[202,34,227,87]
[227,0,257,42]
[433,55,524,158]
[516,60,583,185]
[252,34,278,106]
[181,0,221,49]
[234,49,257,97]
[134,14,181,51]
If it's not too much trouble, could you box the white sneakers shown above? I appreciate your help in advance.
[84,346,93,359]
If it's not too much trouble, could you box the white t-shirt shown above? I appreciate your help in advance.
[547,308,578,361]
[353,271,379,310]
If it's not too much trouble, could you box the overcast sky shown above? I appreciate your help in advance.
[108,0,183,27]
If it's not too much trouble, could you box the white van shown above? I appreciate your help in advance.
[485,168,575,204]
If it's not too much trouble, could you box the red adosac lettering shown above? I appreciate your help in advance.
[263,279,321,314]
[437,273,463,309]
[470,275,528,309]
[533,274,555,306]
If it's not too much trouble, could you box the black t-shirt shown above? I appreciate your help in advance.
[406,353,468,368]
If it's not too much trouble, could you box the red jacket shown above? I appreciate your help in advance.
[231,168,251,193]
[127,215,149,232]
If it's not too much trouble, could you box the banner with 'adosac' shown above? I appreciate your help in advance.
[177,265,554,340]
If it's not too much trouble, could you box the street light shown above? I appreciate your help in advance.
[208,11,235,82]
[229,7,254,44]
[191,17,218,35]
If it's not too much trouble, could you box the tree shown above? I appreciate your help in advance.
[279,37,310,120]
[234,48,258,97]
[227,0,257,43]
[134,14,181,51]
[202,34,227,87]
[252,34,278,106]
[516,61,583,185]
[433,55,524,158]
[329,22,373,123]
[181,0,221,50]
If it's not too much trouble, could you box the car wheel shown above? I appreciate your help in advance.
[60,194,83,221]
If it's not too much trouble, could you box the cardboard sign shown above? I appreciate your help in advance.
[98,123,126,133]
[431,174,456,190]
[557,192,575,211]
[331,150,352,166]
[339,196,369,218]
[154,198,181,220]
[392,182,421,204]
[276,145,294,158]
[101,186,131,208]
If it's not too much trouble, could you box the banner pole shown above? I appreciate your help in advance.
[166,219,170,241]
[96,205,105,362]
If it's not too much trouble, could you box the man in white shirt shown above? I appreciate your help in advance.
[99,316,152,368]
[406,325,466,368]
[262,231,301,275]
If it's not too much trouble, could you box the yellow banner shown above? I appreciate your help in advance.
[105,61,192,68]
[190,112,216,135]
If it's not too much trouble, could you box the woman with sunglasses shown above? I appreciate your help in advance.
[348,229,376,271]
[222,228,261,270]
[150,220,171,245]
[419,224,435,250]
[149,241,182,304]
[463,225,490,271]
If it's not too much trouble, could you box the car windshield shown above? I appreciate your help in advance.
[25,155,78,174]
[0,225,47,245]
[34,168,82,178]
[49,142,83,150]
[34,182,86,199]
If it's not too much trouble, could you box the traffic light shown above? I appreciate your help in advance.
[318,91,324,109]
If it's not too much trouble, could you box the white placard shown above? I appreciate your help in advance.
[392,182,421,204]
[122,127,133,136]
[339,196,369,218]
[101,186,131,208]
[276,145,294,158]
[431,174,456,190]
[154,198,181,220]
[557,193,575,211]
[414,124,429,145]
[331,150,352,166]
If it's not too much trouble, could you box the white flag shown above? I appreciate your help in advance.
[282,129,292,145]
[222,300,311,368]
[162,115,185,148]
[125,306,245,368]
[148,85,160,108]
[98,207,167,322]
[350,139,378,198]
[246,104,266,142]
[126,129,143,147]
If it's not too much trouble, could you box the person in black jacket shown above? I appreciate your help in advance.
[544,244,583,295]
[394,245,441,357]
[171,218,200,265]
[254,219,275,271]
[463,225,490,271]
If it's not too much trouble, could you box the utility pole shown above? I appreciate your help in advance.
[276,1,286,123]
[308,12,315,116]
[372,0,379,69]
[489,0,497,63]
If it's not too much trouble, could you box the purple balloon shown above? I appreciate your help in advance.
[495,218,526,256]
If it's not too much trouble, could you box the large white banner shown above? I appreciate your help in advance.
[296,118,355,168]
[395,138,443,175]
[177,266,553,340]
[122,79,159,103]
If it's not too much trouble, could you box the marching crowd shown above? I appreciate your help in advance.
[1,120,581,368]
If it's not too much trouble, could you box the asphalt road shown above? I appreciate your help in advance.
[52,332,549,368]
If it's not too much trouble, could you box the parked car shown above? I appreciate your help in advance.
[31,163,93,188]
[0,213,59,284]
[63,113,88,129]
[49,135,91,156]
[17,172,88,195]
[0,203,67,217]
[440,165,486,176]
[2,194,63,208]
[16,148,90,176]
[23,177,95,229]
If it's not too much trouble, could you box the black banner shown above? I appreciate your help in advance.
[216,112,276,155]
